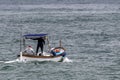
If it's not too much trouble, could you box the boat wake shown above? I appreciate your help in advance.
[4,59,23,63]
[63,57,73,62]
[0,61,4,63]
[1,57,72,64]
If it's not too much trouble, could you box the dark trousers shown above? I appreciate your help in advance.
[36,44,43,53]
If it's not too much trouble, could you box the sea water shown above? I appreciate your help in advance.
[0,0,120,80]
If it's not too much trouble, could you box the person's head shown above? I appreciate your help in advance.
[39,37,44,40]
[28,45,32,48]
[42,36,46,40]
[54,49,60,53]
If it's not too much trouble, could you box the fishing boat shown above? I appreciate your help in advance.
[18,34,66,62]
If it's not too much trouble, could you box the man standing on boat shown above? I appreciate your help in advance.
[36,37,45,54]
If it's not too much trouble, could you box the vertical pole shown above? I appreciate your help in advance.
[46,36,51,52]
[20,26,23,52]
[59,39,62,47]
[20,34,22,52]
[20,52,23,61]
[23,38,25,49]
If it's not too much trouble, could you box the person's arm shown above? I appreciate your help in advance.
[32,38,38,40]
[42,38,45,44]
[43,39,45,44]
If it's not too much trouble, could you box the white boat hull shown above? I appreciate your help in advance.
[18,52,64,62]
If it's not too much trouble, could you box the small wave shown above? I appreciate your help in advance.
[0,65,15,71]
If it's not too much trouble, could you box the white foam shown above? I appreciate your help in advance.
[63,57,73,63]
[0,61,4,63]
[4,59,24,63]
[3,57,72,63]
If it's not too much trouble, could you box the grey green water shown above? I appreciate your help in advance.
[0,0,120,80]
